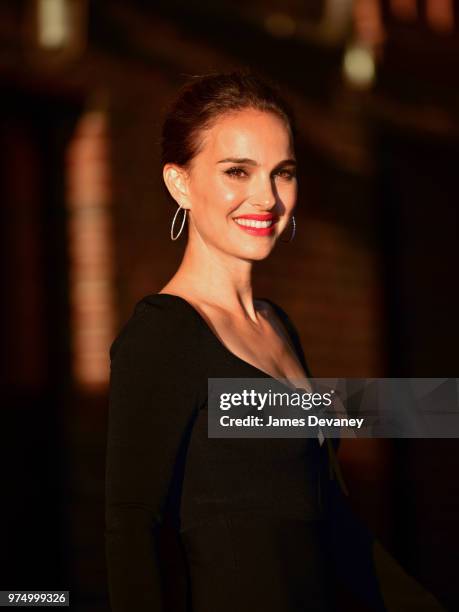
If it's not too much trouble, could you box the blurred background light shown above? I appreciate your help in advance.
[426,0,454,34]
[353,0,386,49]
[343,43,376,89]
[66,108,116,390]
[28,0,87,62]
[38,0,70,49]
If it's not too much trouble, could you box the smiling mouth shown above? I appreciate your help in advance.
[232,216,279,236]
[234,218,275,228]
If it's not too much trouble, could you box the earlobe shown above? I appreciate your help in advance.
[163,164,190,208]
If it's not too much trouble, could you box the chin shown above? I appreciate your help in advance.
[237,243,275,261]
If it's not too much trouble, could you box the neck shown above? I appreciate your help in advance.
[165,231,260,322]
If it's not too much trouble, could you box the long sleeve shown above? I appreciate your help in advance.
[105,298,204,612]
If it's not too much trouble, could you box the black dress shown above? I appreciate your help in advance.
[105,293,341,612]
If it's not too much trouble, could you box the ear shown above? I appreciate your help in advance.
[163,164,191,209]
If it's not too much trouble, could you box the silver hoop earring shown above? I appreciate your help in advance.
[170,204,187,241]
[281,215,296,243]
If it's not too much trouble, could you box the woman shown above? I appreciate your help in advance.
[105,71,386,612]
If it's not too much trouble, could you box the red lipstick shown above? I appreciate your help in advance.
[233,213,277,221]
[232,213,279,237]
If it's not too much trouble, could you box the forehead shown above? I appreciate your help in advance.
[197,109,293,161]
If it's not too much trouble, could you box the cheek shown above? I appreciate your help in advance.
[193,179,243,229]
[213,177,246,207]
[191,176,237,212]
[278,181,297,207]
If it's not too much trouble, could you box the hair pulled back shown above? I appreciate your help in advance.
[161,70,296,168]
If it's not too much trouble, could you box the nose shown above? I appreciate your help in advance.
[250,175,276,209]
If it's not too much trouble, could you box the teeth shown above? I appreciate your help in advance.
[234,218,273,228]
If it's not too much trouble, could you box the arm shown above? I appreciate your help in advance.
[105,299,203,611]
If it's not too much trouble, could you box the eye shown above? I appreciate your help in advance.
[274,168,296,180]
[224,167,248,179]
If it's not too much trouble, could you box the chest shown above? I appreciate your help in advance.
[203,311,310,389]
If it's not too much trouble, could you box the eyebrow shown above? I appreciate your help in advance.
[217,157,297,168]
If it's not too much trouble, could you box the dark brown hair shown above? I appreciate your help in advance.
[161,69,296,168]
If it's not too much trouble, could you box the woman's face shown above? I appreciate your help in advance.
[168,108,297,261]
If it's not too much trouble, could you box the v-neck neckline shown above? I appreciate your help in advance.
[154,292,306,392]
